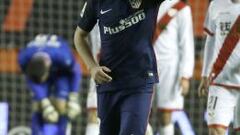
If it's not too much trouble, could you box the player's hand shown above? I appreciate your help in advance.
[90,66,112,84]
[180,78,190,96]
[67,92,81,121]
[198,77,210,97]
[41,98,59,123]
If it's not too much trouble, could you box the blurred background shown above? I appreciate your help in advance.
[0,0,237,135]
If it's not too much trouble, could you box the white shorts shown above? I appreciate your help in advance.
[155,61,184,111]
[207,85,240,130]
[86,79,97,110]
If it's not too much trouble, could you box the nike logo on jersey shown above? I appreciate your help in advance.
[100,9,112,15]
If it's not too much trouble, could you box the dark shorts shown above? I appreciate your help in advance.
[97,84,153,135]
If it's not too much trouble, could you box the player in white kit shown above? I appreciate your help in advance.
[198,0,240,135]
[85,25,101,135]
[153,0,195,135]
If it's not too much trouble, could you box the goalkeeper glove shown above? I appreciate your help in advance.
[67,92,81,120]
[41,98,59,123]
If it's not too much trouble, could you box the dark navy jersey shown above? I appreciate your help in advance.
[18,35,81,100]
[78,0,162,91]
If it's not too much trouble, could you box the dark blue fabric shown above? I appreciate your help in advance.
[31,112,43,135]
[18,35,81,101]
[97,84,153,135]
[78,0,162,92]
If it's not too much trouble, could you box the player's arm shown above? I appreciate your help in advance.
[198,2,216,97]
[18,48,31,73]
[178,6,195,96]
[65,62,82,120]
[74,0,112,84]
[26,79,59,123]
[198,35,216,97]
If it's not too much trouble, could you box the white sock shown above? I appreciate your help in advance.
[85,123,99,135]
[146,123,153,135]
[159,124,174,135]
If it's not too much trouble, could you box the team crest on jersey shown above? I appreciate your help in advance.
[129,0,142,9]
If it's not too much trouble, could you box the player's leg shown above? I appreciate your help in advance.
[86,95,99,135]
[54,99,68,135]
[172,111,195,135]
[42,123,58,135]
[85,109,99,135]
[86,80,99,135]
[158,111,174,135]
[54,76,71,135]
[155,84,183,135]
[207,86,236,135]
[28,81,50,135]
[97,91,121,135]
[31,101,44,135]
[233,93,240,132]
[119,84,153,135]
[204,111,230,135]
[155,62,182,135]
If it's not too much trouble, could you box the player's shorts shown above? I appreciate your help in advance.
[207,85,240,130]
[29,76,70,101]
[97,84,154,135]
[87,79,97,110]
[155,61,184,111]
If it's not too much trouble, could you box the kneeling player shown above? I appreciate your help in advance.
[18,34,82,135]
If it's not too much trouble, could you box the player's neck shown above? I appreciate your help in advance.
[231,0,240,4]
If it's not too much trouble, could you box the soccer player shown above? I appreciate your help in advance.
[153,0,195,135]
[18,34,82,135]
[86,25,154,135]
[198,0,240,135]
[85,25,101,135]
[74,0,163,134]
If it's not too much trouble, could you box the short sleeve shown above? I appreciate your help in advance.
[203,2,215,36]
[78,0,98,32]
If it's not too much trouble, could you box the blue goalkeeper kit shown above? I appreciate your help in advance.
[18,35,81,135]
[18,35,81,101]
[78,0,162,134]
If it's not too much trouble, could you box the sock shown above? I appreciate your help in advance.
[159,124,174,135]
[85,123,100,135]
[43,123,58,135]
[58,115,69,135]
[31,112,43,135]
[145,123,153,135]
[172,111,195,135]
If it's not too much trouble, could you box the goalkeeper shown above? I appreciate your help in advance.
[18,34,82,135]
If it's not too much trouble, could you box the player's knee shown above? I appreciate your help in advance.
[209,127,226,135]
[88,109,99,123]
[158,112,172,126]
[54,99,67,115]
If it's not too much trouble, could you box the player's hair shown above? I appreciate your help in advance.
[26,52,51,83]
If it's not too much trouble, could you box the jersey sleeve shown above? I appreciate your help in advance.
[18,48,32,72]
[57,48,82,92]
[201,2,217,77]
[178,6,195,79]
[201,34,216,77]
[77,0,98,32]
[27,79,48,101]
[69,62,82,92]
[203,2,215,36]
